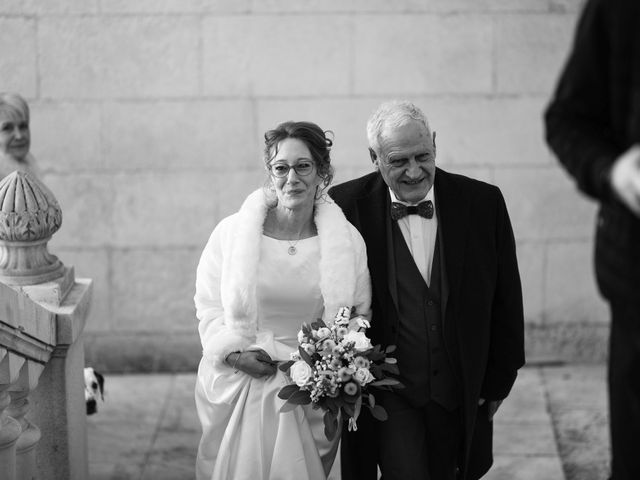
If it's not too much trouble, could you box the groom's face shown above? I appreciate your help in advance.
[372,120,436,204]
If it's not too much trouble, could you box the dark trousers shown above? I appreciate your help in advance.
[609,302,640,480]
[375,395,463,480]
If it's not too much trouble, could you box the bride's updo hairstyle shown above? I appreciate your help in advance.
[263,121,334,189]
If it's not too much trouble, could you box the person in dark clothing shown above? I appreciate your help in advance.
[330,100,525,479]
[545,1,640,478]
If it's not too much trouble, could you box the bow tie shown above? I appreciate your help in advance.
[390,200,434,221]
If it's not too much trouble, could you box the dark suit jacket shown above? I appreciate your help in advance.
[329,168,525,479]
[545,0,640,304]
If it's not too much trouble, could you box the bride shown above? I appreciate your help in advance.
[194,121,371,480]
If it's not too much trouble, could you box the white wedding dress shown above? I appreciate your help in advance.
[195,235,340,480]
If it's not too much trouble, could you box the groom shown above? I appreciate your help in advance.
[329,100,525,479]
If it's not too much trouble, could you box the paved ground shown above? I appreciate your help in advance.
[87,365,611,480]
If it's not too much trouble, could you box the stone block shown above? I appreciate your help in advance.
[497,368,549,424]
[495,14,579,94]
[545,240,608,324]
[215,170,271,220]
[202,15,351,96]
[251,0,424,13]
[429,0,547,12]
[420,96,553,167]
[30,102,103,172]
[525,321,609,363]
[83,332,200,372]
[44,173,114,248]
[22,0,99,14]
[550,0,587,13]
[516,242,545,323]
[484,455,564,480]
[353,15,492,94]
[111,172,218,247]
[0,18,37,98]
[111,247,199,331]
[102,100,256,171]
[493,166,597,241]
[39,17,199,99]
[0,0,22,13]
[54,248,111,333]
[494,423,558,455]
[101,0,249,13]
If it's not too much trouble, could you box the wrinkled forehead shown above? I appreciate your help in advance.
[379,120,433,153]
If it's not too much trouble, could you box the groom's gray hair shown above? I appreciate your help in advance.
[366,100,431,155]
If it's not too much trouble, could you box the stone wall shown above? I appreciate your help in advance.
[1,0,603,371]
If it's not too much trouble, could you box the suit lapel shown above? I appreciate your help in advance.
[435,169,469,314]
[355,175,398,314]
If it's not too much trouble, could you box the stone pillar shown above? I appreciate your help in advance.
[0,348,25,480]
[0,171,92,480]
[9,360,45,480]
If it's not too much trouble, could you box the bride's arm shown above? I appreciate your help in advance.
[195,217,252,367]
[350,225,372,319]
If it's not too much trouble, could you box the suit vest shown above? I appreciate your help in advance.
[391,221,460,410]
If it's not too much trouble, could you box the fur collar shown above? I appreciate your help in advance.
[221,189,362,337]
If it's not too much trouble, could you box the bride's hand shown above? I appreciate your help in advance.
[227,349,278,378]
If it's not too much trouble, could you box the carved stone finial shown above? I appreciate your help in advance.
[0,171,65,285]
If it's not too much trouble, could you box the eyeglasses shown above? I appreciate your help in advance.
[269,160,316,178]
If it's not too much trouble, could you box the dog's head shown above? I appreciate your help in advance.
[84,367,104,415]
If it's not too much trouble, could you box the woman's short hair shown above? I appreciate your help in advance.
[0,92,30,123]
[366,100,430,155]
[263,121,334,188]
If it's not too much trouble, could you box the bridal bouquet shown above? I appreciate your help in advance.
[278,306,402,440]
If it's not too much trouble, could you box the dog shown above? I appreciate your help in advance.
[84,367,105,415]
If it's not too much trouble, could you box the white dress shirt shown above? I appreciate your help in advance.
[389,187,438,286]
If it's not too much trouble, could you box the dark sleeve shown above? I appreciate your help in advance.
[544,0,619,201]
[480,189,525,400]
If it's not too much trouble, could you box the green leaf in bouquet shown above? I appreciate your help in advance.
[277,384,300,400]
[380,363,400,375]
[343,402,355,417]
[287,390,312,405]
[311,318,328,330]
[367,348,386,362]
[384,357,397,364]
[353,395,362,422]
[370,378,403,387]
[298,346,314,367]
[301,323,312,336]
[384,344,397,354]
[369,364,384,378]
[367,392,376,408]
[368,404,388,421]
[324,411,339,440]
[278,360,295,373]
[324,397,340,415]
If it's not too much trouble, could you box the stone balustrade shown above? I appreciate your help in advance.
[0,171,92,480]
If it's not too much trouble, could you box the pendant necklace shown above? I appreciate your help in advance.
[287,238,300,255]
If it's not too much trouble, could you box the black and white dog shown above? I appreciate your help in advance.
[84,367,105,415]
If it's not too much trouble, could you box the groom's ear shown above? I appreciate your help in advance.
[368,148,378,165]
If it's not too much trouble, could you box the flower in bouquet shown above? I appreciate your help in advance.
[278,306,403,440]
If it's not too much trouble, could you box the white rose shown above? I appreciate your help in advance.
[353,368,374,386]
[297,330,307,344]
[290,360,313,387]
[317,327,331,339]
[343,331,373,352]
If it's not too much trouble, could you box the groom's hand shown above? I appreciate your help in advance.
[478,398,503,421]
[228,349,278,378]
